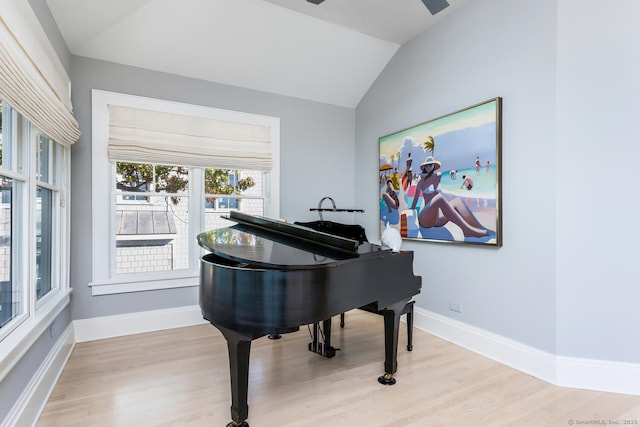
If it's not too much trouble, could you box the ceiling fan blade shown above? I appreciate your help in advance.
[421,0,450,15]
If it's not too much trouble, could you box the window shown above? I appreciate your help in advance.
[115,163,190,274]
[0,0,78,382]
[0,98,70,338]
[91,90,280,295]
[35,130,64,300]
[204,168,264,224]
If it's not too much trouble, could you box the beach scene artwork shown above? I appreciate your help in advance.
[379,98,502,246]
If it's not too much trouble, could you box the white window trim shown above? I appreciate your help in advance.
[90,90,280,295]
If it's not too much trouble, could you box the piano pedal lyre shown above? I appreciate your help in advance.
[308,340,337,358]
[307,319,338,358]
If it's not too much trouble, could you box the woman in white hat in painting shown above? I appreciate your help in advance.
[410,156,490,238]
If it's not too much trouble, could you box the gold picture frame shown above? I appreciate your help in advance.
[379,97,502,246]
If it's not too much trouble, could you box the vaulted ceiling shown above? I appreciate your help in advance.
[46,0,468,108]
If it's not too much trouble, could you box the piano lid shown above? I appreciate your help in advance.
[197,211,385,269]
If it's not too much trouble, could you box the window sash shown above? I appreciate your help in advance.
[0,176,18,328]
[35,186,55,300]
[114,166,191,276]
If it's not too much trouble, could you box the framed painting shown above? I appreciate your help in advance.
[379,97,502,246]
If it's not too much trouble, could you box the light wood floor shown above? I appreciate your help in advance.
[38,310,640,427]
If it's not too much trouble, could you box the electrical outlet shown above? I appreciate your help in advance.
[449,302,462,313]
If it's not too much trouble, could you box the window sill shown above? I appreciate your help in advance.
[0,288,71,383]
[89,276,199,296]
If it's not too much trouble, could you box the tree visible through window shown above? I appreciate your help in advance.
[204,168,255,209]
[117,163,188,203]
[116,163,255,203]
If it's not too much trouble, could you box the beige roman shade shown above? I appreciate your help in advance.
[107,105,273,171]
[0,0,80,146]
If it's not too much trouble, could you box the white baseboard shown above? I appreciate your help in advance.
[2,324,75,427]
[555,356,640,396]
[413,307,640,396]
[73,305,208,342]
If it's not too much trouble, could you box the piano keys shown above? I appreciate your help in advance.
[198,211,421,427]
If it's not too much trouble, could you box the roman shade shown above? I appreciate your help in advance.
[107,105,273,171]
[0,0,80,146]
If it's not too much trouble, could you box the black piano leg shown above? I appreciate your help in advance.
[216,326,253,427]
[378,300,408,386]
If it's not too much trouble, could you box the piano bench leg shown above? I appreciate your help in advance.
[405,301,415,352]
[340,312,345,328]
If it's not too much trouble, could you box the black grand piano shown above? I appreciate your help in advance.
[198,211,421,427]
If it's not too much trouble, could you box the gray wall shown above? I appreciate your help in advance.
[0,0,74,423]
[69,56,356,320]
[356,0,558,353]
[554,0,640,361]
[356,0,640,363]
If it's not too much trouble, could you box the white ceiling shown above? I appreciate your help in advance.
[46,0,467,108]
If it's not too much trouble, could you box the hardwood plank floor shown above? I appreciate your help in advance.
[37,311,640,427]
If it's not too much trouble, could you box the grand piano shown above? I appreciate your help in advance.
[198,211,422,427]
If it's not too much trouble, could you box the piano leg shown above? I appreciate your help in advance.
[378,300,409,386]
[215,325,254,427]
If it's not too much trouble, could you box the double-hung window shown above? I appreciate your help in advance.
[0,99,70,341]
[0,0,78,382]
[91,90,280,295]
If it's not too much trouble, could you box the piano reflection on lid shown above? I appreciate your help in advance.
[198,211,422,427]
